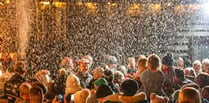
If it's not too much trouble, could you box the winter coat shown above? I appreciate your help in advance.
[4,73,26,100]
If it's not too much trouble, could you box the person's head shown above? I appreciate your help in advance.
[12,53,18,61]
[181,83,200,92]
[35,70,51,85]
[61,57,74,69]
[105,55,117,70]
[162,52,174,68]
[2,53,10,62]
[59,68,67,76]
[202,59,209,72]
[195,73,209,88]
[126,57,136,69]
[14,61,25,75]
[193,60,202,75]
[82,55,93,67]
[202,86,209,101]
[74,89,90,103]
[138,55,146,62]
[178,87,201,103]
[137,58,147,71]
[32,82,47,95]
[184,67,196,77]
[121,79,139,96]
[177,57,184,68]
[19,83,32,100]
[147,54,161,71]
[174,69,185,83]
[113,71,124,85]
[96,84,113,103]
[29,86,44,103]
[93,67,104,80]
[79,59,90,72]
[103,69,114,83]
[65,74,81,94]
[117,65,128,76]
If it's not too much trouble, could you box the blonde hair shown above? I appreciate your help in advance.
[138,58,148,69]
[147,54,161,71]
[19,83,31,98]
[35,70,50,85]
[178,87,201,103]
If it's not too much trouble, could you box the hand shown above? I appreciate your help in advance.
[52,96,61,103]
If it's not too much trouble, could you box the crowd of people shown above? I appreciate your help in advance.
[0,52,209,103]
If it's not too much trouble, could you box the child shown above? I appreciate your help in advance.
[29,86,44,103]
[15,83,31,103]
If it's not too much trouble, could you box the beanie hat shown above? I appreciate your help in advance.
[96,84,113,99]
[121,79,139,96]
[94,78,108,88]
[162,52,174,66]
[65,74,82,94]
[104,55,117,64]
[74,89,90,103]
[103,69,114,82]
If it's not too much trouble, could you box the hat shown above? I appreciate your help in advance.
[65,74,82,94]
[96,84,113,99]
[74,89,90,103]
[79,59,90,65]
[94,78,108,88]
[106,55,117,64]
[162,52,174,66]
[121,79,139,96]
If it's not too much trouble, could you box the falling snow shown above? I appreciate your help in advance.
[0,0,209,78]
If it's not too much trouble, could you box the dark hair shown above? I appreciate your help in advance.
[103,69,114,82]
[121,79,139,96]
[196,73,209,88]
[96,84,113,99]
[175,69,185,81]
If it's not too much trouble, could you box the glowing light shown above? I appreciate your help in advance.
[76,1,83,6]
[40,1,50,5]
[167,2,172,7]
[203,2,209,14]
[0,2,4,6]
[85,2,97,10]
[129,4,141,10]
[53,2,66,8]
[175,5,182,10]
[5,0,10,4]
[0,70,2,77]
[151,4,161,10]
